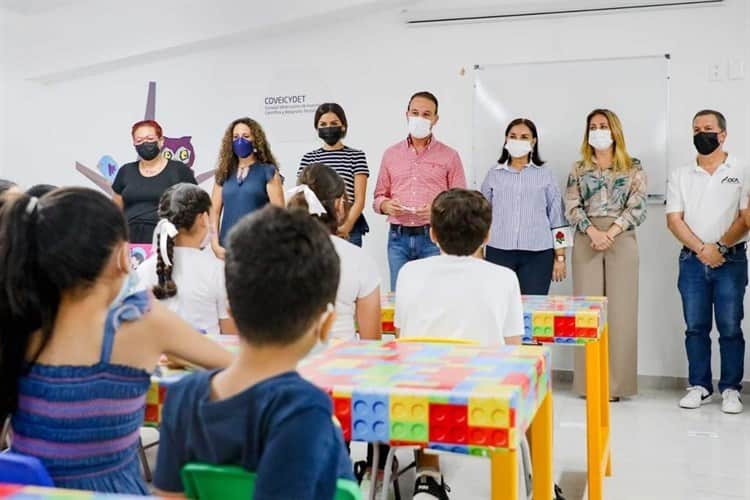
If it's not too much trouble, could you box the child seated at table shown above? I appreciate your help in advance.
[0,188,233,495]
[137,183,237,335]
[153,205,355,499]
[395,188,525,500]
[288,163,381,341]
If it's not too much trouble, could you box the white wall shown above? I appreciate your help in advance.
[2,0,750,381]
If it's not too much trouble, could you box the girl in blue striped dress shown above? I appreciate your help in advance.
[480,118,571,295]
[0,188,233,494]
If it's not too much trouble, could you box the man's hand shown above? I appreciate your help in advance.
[381,199,406,217]
[699,243,725,268]
[415,204,431,219]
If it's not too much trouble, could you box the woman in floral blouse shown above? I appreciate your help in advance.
[565,108,647,400]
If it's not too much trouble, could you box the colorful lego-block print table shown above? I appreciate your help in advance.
[0,483,174,499]
[299,340,554,500]
[380,294,612,500]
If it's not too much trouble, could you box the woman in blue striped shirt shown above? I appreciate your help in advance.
[481,118,570,295]
[299,103,370,247]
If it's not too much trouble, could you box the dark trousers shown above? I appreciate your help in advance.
[678,246,747,393]
[485,246,554,295]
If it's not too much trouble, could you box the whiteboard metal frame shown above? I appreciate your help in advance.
[471,54,671,202]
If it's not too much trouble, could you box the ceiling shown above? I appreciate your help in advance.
[0,0,84,16]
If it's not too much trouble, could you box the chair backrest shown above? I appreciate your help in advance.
[397,336,479,345]
[0,452,54,486]
[181,463,362,500]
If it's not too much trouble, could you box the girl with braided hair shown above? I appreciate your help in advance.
[138,183,237,335]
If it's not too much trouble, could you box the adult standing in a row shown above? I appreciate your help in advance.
[373,91,467,290]
[211,117,284,259]
[299,103,370,247]
[667,109,748,414]
[565,108,647,400]
[113,120,197,243]
[481,118,570,294]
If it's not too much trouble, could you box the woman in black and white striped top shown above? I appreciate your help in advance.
[298,103,370,246]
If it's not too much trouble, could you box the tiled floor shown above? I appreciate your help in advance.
[142,382,750,499]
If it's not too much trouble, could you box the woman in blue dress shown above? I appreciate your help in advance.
[210,117,284,259]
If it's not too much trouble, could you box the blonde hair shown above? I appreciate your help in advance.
[578,109,633,173]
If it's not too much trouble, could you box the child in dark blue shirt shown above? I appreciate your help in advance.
[153,205,354,499]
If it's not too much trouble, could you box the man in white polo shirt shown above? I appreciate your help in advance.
[666,109,749,414]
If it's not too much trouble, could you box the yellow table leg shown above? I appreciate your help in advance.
[585,339,603,500]
[529,391,554,500]
[490,448,518,500]
[600,325,612,476]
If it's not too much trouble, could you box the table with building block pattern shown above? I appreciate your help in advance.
[299,340,554,500]
[0,483,169,499]
[146,339,553,500]
[381,294,611,500]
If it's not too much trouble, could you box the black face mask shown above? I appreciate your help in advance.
[136,141,161,161]
[693,132,720,156]
[318,126,344,147]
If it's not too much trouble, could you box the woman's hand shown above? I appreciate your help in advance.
[211,240,226,260]
[552,258,567,282]
[587,227,613,251]
[337,221,354,240]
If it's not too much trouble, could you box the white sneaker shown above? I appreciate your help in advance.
[679,386,712,409]
[359,470,395,500]
[721,389,743,414]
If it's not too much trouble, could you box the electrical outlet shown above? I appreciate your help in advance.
[709,63,722,81]
[729,58,745,80]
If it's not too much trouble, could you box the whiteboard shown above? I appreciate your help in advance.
[471,55,670,197]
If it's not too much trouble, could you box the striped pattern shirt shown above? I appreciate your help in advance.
[298,146,369,203]
[10,292,152,494]
[373,136,467,226]
[480,162,568,251]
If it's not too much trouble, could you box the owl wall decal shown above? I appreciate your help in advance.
[75,81,216,193]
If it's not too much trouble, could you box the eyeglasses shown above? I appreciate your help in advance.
[133,135,159,145]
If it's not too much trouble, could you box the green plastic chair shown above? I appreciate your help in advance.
[181,463,362,500]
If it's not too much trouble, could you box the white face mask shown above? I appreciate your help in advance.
[306,303,335,359]
[408,116,432,139]
[505,139,533,159]
[588,129,613,150]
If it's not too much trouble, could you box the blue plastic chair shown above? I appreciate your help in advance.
[0,452,54,486]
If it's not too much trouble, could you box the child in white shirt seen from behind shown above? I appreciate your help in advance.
[395,188,524,500]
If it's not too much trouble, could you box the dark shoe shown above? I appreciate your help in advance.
[609,397,621,403]
[555,483,566,500]
[413,472,450,500]
[353,460,368,485]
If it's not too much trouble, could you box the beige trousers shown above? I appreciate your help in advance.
[572,217,639,397]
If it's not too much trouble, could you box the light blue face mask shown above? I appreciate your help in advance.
[110,271,140,309]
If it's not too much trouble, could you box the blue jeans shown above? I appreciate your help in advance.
[387,226,440,290]
[678,247,747,393]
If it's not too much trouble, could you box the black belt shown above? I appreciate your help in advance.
[391,224,429,236]
[683,242,746,256]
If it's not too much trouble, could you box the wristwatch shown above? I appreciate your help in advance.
[717,242,729,255]
[556,255,565,262]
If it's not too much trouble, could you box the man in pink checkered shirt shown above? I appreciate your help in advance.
[373,91,467,290]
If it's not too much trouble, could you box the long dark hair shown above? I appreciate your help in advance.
[288,164,346,234]
[214,117,279,185]
[497,118,545,166]
[0,188,127,419]
[153,184,212,300]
